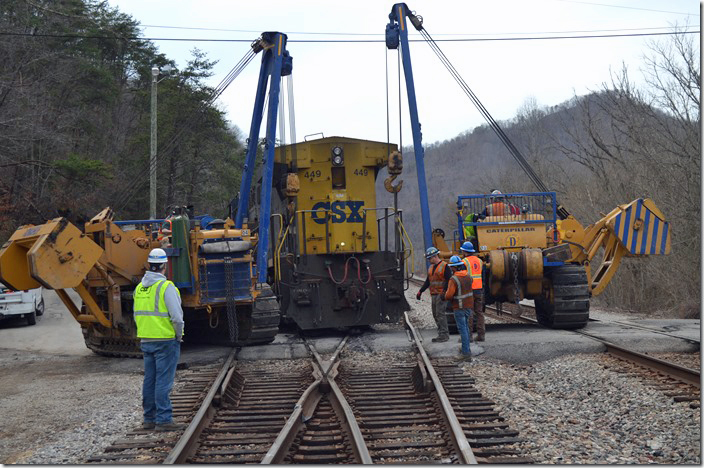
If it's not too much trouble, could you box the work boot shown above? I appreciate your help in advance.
[142,422,155,430]
[458,354,472,362]
[477,334,485,342]
[155,422,186,432]
[432,335,449,343]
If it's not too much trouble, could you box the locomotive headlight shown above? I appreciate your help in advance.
[331,146,344,166]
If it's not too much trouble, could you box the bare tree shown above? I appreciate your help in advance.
[553,29,700,315]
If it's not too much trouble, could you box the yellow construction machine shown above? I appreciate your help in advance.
[433,192,671,328]
[0,207,280,356]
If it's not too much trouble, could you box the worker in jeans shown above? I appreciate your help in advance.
[445,255,474,361]
[459,241,485,341]
[416,247,452,342]
[133,248,185,432]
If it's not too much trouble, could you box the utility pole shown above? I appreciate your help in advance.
[150,66,159,220]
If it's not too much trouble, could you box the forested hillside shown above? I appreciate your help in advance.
[0,0,244,236]
[377,30,700,316]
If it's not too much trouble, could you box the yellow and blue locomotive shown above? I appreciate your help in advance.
[248,136,412,329]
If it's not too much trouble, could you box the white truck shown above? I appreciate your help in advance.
[0,284,44,326]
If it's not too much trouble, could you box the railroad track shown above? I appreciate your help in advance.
[410,276,699,404]
[88,314,533,464]
[484,301,700,404]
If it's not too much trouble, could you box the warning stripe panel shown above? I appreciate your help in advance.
[613,199,670,255]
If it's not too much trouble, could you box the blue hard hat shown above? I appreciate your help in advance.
[460,241,475,253]
[449,255,463,267]
[425,246,440,258]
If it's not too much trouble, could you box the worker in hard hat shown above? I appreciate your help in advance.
[462,211,479,251]
[133,248,185,432]
[157,218,173,248]
[482,189,520,217]
[445,255,473,361]
[460,241,485,342]
[416,246,452,342]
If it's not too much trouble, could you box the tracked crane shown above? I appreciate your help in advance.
[0,32,291,356]
[386,3,671,329]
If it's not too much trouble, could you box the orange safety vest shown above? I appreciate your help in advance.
[486,202,507,216]
[462,256,483,290]
[486,201,520,216]
[448,272,474,310]
[428,261,447,295]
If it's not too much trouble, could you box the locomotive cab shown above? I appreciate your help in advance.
[252,136,412,330]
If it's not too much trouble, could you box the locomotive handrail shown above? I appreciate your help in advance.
[372,206,400,252]
[270,213,285,275]
[296,209,331,255]
[275,221,292,283]
[397,216,415,281]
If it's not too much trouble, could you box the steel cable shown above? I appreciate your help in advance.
[416,27,550,194]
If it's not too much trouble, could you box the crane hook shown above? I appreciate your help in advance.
[385,150,404,193]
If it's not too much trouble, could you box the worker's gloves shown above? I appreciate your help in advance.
[416,292,421,300]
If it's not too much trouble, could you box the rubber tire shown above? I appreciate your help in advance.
[35,298,45,316]
[26,310,37,326]
[535,264,590,329]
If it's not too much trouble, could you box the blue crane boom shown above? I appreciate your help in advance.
[234,32,292,283]
[386,4,433,263]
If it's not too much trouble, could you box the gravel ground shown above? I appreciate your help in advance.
[0,283,699,464]
[402,281,439,330]
[461,354,701,464]
[0,349,143,464]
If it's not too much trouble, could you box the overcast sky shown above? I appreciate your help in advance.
[107,0,699,146]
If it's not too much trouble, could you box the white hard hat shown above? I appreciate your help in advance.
[148,248,168,264]
[491,189,502,196]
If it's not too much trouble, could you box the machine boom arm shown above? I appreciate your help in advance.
[386,4,433,259]
[563,198,671,295]
[234,32,292,283]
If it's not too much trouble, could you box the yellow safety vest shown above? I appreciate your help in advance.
[133,280,182,339]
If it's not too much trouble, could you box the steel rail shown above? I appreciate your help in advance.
[261,334,373,464]
[403,311,478,464]
[304,334,372,464]
[260,372,324,464]
[591,318,701,345]
[163,347,239,464]
[488,307,700,387]
[484,304,536,324]
[507,301,700,345]
[601,341,700,388]
[490,301,699,345]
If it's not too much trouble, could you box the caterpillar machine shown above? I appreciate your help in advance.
[387,3,671,329]
[0,32,292,356]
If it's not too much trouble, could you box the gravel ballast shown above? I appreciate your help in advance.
[462,354,700,464]
[0,350,143,464]
[0,282,699,464]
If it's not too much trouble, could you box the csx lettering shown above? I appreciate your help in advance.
[311,201,365,224]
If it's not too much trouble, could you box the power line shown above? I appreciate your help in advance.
[0,29,698,42]
[135,23,695,36]
[553,0,697,16]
